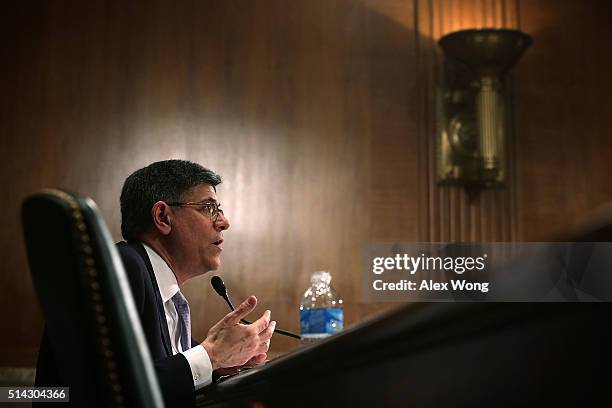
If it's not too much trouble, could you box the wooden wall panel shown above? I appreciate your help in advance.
[514,0,612,240]
[2,0,611,367]
[416,0,520,243]
[0,0,421,364]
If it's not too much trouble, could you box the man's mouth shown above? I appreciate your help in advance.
[212,238,224,248]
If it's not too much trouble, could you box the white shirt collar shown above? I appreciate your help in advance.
[142,243,180,303]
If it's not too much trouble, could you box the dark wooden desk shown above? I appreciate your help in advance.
[197,303,609,407]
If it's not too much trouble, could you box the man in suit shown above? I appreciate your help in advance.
[116,159,276,406]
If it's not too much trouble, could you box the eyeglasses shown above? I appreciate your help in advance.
[167,201,224,222]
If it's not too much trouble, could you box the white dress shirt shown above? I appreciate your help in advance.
[143,244,213,389]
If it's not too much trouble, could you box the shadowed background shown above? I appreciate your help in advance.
[1,0,611,369]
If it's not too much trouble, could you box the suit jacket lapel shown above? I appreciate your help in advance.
[129,241,173,356]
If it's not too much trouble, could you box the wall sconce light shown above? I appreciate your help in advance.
[437,29,532,190]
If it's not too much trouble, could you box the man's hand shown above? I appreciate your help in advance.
[201,295,276,370]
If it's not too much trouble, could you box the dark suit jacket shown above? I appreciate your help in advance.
[115,241,198,407]
[35,241,198,407]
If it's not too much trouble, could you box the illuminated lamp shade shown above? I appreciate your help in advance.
[436,29,532,190]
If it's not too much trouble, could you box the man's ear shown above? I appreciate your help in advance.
[151,201,173,235]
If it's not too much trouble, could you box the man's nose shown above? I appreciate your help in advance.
[215,212,230,231]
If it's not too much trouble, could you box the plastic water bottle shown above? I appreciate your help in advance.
[299,271,343,343]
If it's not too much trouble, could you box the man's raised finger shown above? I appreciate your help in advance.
[259,320,276,341]
[223,295,258,325]
[250,310,271,333]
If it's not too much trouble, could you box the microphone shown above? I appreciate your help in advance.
[211,276,301,340]
[211,275,237,316]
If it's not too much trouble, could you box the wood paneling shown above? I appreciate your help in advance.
[416,0,520,243]
[0,0,421,364]
[514,0,612,240]
[1,0,612,366]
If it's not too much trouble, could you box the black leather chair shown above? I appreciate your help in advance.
[22,189,164,407]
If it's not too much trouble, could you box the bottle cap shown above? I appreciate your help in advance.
[311,270,331,285]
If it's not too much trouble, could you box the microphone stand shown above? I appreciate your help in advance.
[211,276,301,340]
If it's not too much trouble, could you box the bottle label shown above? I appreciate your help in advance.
[300,307,343,336]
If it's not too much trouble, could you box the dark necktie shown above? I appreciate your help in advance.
[171,291,191,351]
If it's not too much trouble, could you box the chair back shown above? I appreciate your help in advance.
[22,189,164,407]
